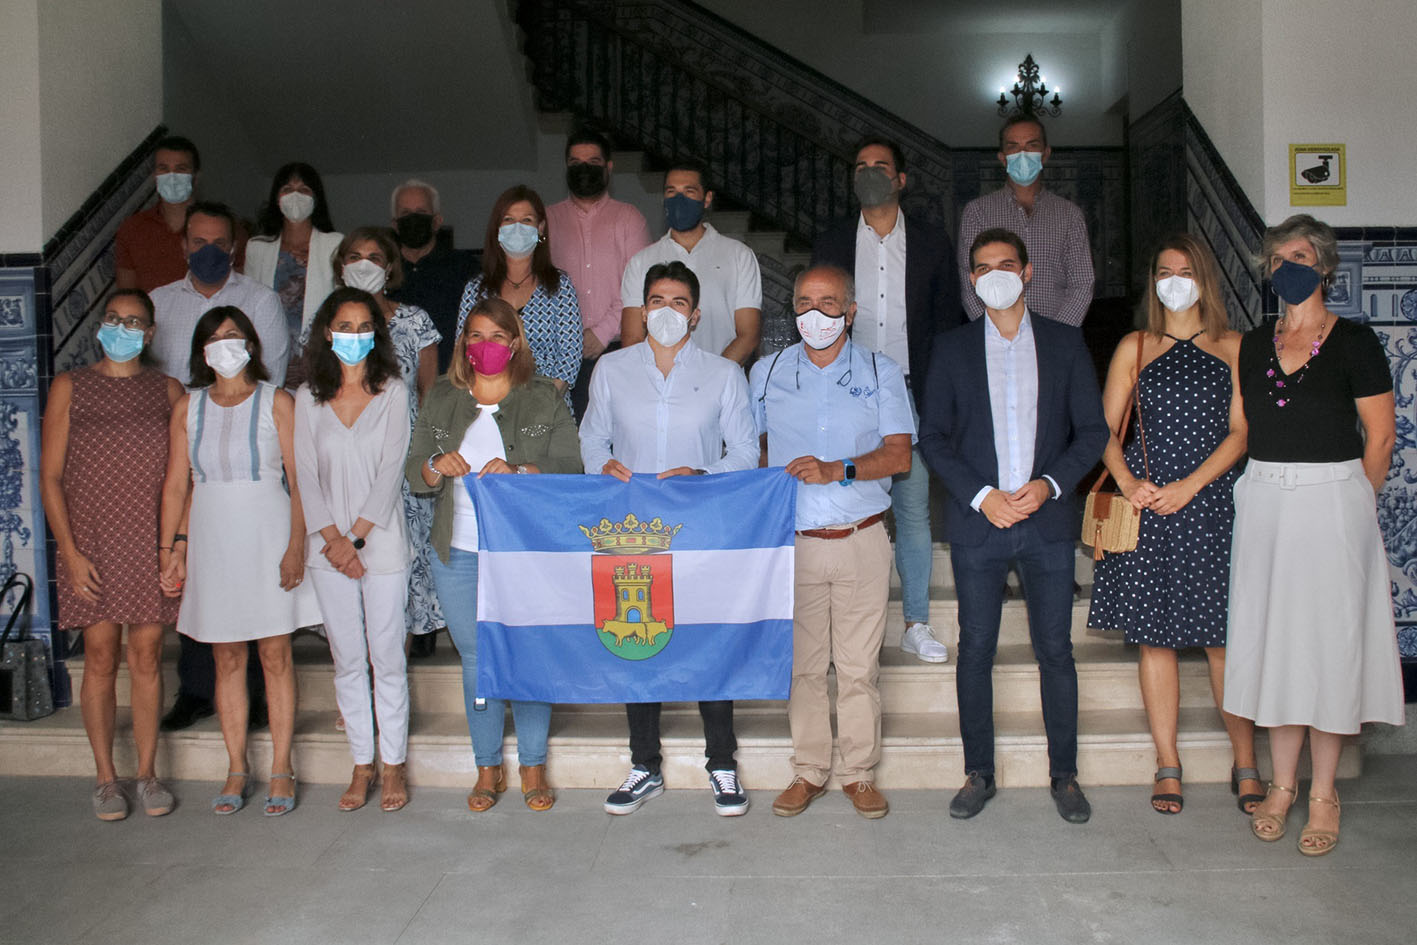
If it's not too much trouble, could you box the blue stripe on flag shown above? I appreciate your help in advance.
[475,621,792,703]
[469,467,797,553]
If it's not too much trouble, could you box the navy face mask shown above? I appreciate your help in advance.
[1270,259,1324,306]
[664,193,706,232]
[188,243,232,284]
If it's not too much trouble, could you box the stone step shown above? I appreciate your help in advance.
[0,705,1359,791]
[888,543,1097,589]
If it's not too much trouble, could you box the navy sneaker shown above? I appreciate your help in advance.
[604,765,664,814]
[708,768,749,816]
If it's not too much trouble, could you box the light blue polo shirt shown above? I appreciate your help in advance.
[749,340,915,530]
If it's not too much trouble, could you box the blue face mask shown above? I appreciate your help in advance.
[155,172,193,204]
[188,243,232,284]
[330,331,376,365]
[497,222,540,258]
[96,323,146,363]
[1270,259,1324,306]
[1005,150,1044,186]
[664,193,706,232]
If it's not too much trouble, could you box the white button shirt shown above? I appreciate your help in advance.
[970,311,1059,509]
[580,340,757,475]
[851,209,910,374]
[149,271,289,386]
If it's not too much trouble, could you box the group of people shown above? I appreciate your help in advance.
[39,120,1402,859]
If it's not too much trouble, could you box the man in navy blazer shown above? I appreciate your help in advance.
[919,227,1108,824]
[814,135,963,666]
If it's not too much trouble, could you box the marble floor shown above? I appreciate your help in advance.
[4,756,1416,945]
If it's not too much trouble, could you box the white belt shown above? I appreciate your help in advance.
[1246,460,1357,489]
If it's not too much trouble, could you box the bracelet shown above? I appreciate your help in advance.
[427,452,444,476]
[172,533,188,544]
[159,545,172,551]
[515,464,529,474]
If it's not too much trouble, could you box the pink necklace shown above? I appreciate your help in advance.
[1266,315,1328,407]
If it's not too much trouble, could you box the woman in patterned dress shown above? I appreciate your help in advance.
[40,289,184,821]
[456,185,582,404]
[331,228,444,647]
[1086,235,1257,815]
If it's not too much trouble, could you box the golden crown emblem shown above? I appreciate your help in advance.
[578,513,682,554]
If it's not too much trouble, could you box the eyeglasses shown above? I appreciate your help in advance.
[101,314,150,330]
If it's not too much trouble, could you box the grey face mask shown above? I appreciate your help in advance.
[853,166,897,208]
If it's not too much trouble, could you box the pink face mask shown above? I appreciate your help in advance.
[467,340,514,375]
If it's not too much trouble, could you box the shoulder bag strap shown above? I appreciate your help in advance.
[0,572,34,645]
[1089,331,1149,495]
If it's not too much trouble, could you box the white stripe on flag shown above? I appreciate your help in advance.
[477,547,795,626]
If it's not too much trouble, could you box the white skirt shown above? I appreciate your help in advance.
[1223,459,1404,733]
[177,478,321,643]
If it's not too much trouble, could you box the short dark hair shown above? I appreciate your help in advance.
[969,227,1030,269]
[853,134,906,174]
[998,115,1048,151]
[155,135,201,172]
[303,288,401,403]
[565,128,612,163]
[184,201,237,242]
[664,158,711,192]
[643,261,700,310]
[104,288,158,367]
[186,305,270,388]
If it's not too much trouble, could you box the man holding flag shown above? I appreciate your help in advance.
[750,264,914,819]
[581,260,759,816]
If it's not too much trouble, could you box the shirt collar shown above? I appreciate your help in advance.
[856,207,905,241]
[181,270,233,297]
[983,309,1034,345]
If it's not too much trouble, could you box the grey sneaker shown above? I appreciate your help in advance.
[136,777,175,816]
[901,623,949,663]
[92,780,129,821]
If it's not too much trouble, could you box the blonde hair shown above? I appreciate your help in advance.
[1144,233,1230,341]
[447,296,535,389]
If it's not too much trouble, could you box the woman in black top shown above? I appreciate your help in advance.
[1225,214,1402,857]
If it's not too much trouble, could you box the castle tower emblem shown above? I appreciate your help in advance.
[579,513,682,661]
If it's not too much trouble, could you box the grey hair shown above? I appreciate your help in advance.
[1259,213,1339,279]
[793,264,856,307]
[390,178,440,217]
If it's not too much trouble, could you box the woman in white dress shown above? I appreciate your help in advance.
[159,306,320,816]
[295,287,413,812]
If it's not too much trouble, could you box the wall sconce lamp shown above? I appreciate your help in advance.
[997,54,1062,118]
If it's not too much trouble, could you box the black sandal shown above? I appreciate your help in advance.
[1151,766,1183,814]
[1231,766,1264,814]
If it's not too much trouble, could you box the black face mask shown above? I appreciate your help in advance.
[395,212,435,248]
[566,163,608,199]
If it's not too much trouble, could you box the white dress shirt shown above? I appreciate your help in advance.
[851,209,910,374]
[580,340,757,475]
[149,271,289,386]
[970,311,1058,510]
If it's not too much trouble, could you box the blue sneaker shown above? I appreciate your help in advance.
[709,768,749,816]
[604,765,664,815]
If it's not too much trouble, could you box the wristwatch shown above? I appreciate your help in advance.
[350,535,366,550]
[840,459,857,487]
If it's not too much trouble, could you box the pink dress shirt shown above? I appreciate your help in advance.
[545,194,651,346]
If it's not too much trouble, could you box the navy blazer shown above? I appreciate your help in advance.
[918,314,1108,547]
[813,211,963,410]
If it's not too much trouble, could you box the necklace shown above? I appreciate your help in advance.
[505,270,532,290]
[1266,315,1328,407]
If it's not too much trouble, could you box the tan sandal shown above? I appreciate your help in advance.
[467,765,506,812]
[1298,793,1340,857]
[338,764,377,812]
[519,764,555,812]
[380,763,409,812]
[1250,782,1296,841]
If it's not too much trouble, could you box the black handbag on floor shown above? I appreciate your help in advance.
[0,572,54,721]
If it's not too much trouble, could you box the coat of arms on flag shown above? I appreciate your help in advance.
[469,469,797,704]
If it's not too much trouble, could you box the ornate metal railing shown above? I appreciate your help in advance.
[515,0,957,244]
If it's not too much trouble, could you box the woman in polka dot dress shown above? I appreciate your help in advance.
[1087,234,1258,816]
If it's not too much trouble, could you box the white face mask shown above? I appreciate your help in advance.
[973,268,1025,311]
[796,308,847,350]
[204,338,252,378]
[645,306,689,347]
[1155,275,1200,313]
[342,259,389,295]
[278,191,315,222]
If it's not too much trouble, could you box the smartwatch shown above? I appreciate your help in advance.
[840,459,857,486]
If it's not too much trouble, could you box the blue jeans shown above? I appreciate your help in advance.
[951,519,1078,779]
[891,446,933,625]
[430,547,551,767]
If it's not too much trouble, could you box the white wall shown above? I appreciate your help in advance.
[0,0,44,253]
[698,0,1123,147]
[1112,0,1182,120]
[1182,0,1266,213]
[37,0,163,240]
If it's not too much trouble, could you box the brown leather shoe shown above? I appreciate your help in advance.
[467,765,506,812]
[772,777,826,816]
[842,781,889,819]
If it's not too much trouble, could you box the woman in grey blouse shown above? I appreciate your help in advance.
[294,287,413,812]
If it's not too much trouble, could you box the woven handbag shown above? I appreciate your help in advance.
[1082,333,1150,561]
[0,572,55,721]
